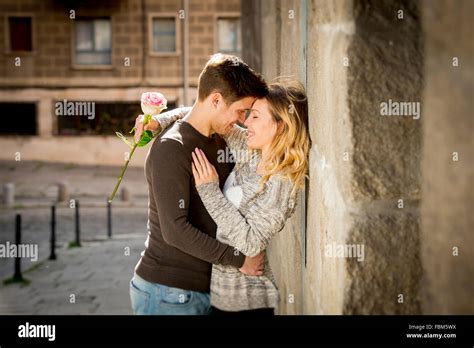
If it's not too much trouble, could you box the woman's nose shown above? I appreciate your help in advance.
[244,116,251,127]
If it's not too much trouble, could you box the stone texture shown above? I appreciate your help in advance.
[348,0,423,202]
[344,208,422,314]
[259,0,425,314]
[343,0,423,314]
[304,0,355,315]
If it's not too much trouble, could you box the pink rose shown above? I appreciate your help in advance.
[141,92,167,115]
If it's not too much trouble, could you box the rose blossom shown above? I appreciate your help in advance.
[141,92,167,115]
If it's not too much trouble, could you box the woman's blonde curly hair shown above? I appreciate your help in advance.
[258,80,311,197]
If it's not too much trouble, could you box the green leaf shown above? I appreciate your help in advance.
[116,132,134,148]
[137,130,154,147]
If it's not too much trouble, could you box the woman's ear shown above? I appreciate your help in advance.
[277,121,285,135]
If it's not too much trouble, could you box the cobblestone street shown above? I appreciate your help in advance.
[0,205,148,280]
[0,233,144,314]
[0,160,149,314]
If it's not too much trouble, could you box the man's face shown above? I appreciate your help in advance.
[211,96,255,135]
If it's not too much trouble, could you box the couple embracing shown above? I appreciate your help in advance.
[130,54,310,316]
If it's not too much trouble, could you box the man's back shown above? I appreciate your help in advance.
[135,120,242,293]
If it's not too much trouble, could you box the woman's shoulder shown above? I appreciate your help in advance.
[259,174,298,211]
[266,173,295,191]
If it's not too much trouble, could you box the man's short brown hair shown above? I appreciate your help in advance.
[197,53,268,104]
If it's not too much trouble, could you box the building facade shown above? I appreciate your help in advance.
[0,0,241,166]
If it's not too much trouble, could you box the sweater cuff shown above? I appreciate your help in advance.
[195,181,221,209]
[229,250,246,268]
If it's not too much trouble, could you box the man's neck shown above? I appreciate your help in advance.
[184,105,214,137]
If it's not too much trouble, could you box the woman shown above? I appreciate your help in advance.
[152,81,310,314]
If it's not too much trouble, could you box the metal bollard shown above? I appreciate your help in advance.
[57,182,69,202]
[3,183,15,207]
[75,200,81,246]
[49,206,56,260]
[107,200,112,238]
[13,214,23,281]
[121,186,130,202]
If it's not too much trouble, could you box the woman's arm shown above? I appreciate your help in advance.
[219,124,253,164]
[222,124,248,153]
[195,177,296,257]
[151,106,192,136]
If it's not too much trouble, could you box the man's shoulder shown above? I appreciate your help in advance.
[160,120,185,144]
[147,124,184,162]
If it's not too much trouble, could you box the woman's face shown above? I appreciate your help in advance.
[244,98,279,150]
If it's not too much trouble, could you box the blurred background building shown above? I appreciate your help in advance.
[0,0,241,166]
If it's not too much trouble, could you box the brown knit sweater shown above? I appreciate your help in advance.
[134,117,245,293]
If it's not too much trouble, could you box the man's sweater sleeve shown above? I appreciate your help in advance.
[150,138,245,268]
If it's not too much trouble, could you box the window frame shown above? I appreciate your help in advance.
[71,17,113,70]
[148,13,180,57]
[214,13,241,56]
[4,13,36,55]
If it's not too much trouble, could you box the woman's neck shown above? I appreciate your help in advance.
[257,146,271,174]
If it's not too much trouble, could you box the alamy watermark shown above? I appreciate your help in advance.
[55,99,95,120]
[324,242,365,262]
[380,99,421,120]
[0,242,38,262]
[217,148,251,163]
[18,322,55,341]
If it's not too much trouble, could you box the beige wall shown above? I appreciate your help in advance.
[420,0,474,314]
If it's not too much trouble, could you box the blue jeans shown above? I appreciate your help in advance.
[129,274,211,315]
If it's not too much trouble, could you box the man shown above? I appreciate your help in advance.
[130,54,269,315]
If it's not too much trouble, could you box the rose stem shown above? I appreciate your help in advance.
[108,143,138,203]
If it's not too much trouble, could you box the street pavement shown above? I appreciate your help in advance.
[0,160,149,314]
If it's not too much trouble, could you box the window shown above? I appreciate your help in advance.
[74,19,111,65]
[216,17,241,56]
[8,16,33,51]
[0,103,36,135]
[150,16,178,54]
[56,101,176,136]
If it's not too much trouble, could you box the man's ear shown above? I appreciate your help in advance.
[210,92,222,109]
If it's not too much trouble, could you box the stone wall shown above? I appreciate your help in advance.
[261,0,307,315]
[252,0,449,314]
[343,0,423,315]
